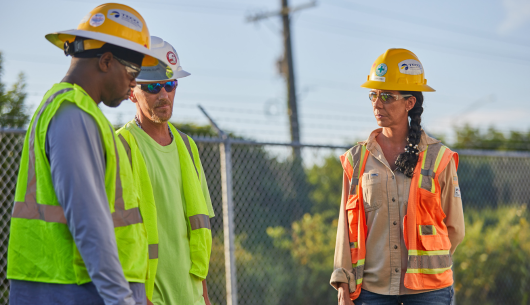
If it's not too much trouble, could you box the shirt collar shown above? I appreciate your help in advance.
[358,128,441,153]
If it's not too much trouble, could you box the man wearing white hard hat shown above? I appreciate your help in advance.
[7,3,170,305]
[117,36,214,305]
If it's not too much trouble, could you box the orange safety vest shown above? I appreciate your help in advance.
[340,142,458,300]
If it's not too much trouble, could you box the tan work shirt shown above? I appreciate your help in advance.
[330,129,465,295]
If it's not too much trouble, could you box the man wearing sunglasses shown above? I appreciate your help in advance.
[116,36,214,305]
[7,4,171,305]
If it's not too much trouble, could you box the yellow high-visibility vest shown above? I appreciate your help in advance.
[116,122,212,300]
[7,83,148,284]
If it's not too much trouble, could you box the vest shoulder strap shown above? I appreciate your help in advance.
[116,127,134,168]
[417,143,456,192]
[175,129,199,179]
[340,144,367,196]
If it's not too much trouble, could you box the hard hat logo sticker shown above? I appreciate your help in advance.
[166,52,178,65]
[375,63,388,77]
[89,13,105,27]
[398,59,423,75]
[107,9,143,32]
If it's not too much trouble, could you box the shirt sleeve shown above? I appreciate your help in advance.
[46,102,135,305]
[330,173,355,292]
[438,157,465,255]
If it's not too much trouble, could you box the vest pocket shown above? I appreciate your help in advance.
[362,171,383,211]
[417,189,450,251]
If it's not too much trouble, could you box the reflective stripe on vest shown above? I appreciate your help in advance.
[418,144,446,192]
[345,145,366,196]
[149,244,159,259]
[12,89,142,227]
[407,249,452,274]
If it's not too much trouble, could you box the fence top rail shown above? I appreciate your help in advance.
[3,129,530,157]
[455,149,530,158]
[0,128,27,135]
[192,137,352,149]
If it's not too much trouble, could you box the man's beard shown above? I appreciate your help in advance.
[149,99,172,123]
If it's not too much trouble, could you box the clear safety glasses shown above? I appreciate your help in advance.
[113,56,141,79]
[369,91,412,104]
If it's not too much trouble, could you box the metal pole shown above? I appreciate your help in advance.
[220,138,238,305]
[281,0,301,159]
[197,105,238,305]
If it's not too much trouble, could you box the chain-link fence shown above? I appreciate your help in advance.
[1,129,530,305]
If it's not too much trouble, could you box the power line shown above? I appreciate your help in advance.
[298,15,530,65]
[326,0,530,48]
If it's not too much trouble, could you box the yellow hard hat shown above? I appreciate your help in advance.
[45,3,163,67]
[361,48,435,92]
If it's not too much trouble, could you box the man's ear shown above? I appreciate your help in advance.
[130,89,138,103]
[98,52,113,72]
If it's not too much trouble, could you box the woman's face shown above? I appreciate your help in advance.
[370,89,416,128]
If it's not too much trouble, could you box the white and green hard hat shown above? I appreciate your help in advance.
[136,36,190,82]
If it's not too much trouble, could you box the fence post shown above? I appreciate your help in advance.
[197,106,238,305]
[220,138,238,305]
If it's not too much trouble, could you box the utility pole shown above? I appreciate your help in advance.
[247,0,316,158]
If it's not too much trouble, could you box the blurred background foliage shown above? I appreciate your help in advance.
[0,52,29,129]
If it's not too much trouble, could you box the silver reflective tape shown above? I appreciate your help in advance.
[420,169,434,177]
[189,214,211,230]
[408,254,452,269]
[149,244,159,259]
[12,201,67,224]
[177,129,199,178]
[118,134,132,167]
[24,88,74,205]
[420,143,443,191]
[109,125,143,227]
[420,225,434,235]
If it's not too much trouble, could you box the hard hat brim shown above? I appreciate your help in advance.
[360,80,435,92]
[45,29,168,69]
[136,70,190,83]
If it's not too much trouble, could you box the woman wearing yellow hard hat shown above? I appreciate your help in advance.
[330,49,465,304]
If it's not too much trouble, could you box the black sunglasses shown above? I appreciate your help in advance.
[139,80,178,94]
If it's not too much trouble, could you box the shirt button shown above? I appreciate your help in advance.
[392,176,395,180]
[393,221,397,225]
[395,268,399,273]
[394,245,398,249]
[392,197,396,202]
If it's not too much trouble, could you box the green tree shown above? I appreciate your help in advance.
[453,205,530,305]
[306,155,343,215]
[0,52,29,128]
[453,124,530,151]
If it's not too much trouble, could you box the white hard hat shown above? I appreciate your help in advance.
[136,36,190,82]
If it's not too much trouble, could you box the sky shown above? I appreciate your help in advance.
[1,0,530,145]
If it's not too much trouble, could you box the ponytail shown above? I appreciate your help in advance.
[395,91,424,178]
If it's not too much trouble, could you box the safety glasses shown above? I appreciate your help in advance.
[139,80,178,94]
[369,91,412,104]
[97,53,141,79]
[113,56,141,79]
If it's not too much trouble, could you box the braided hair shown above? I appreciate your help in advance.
[394,91,424,178]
